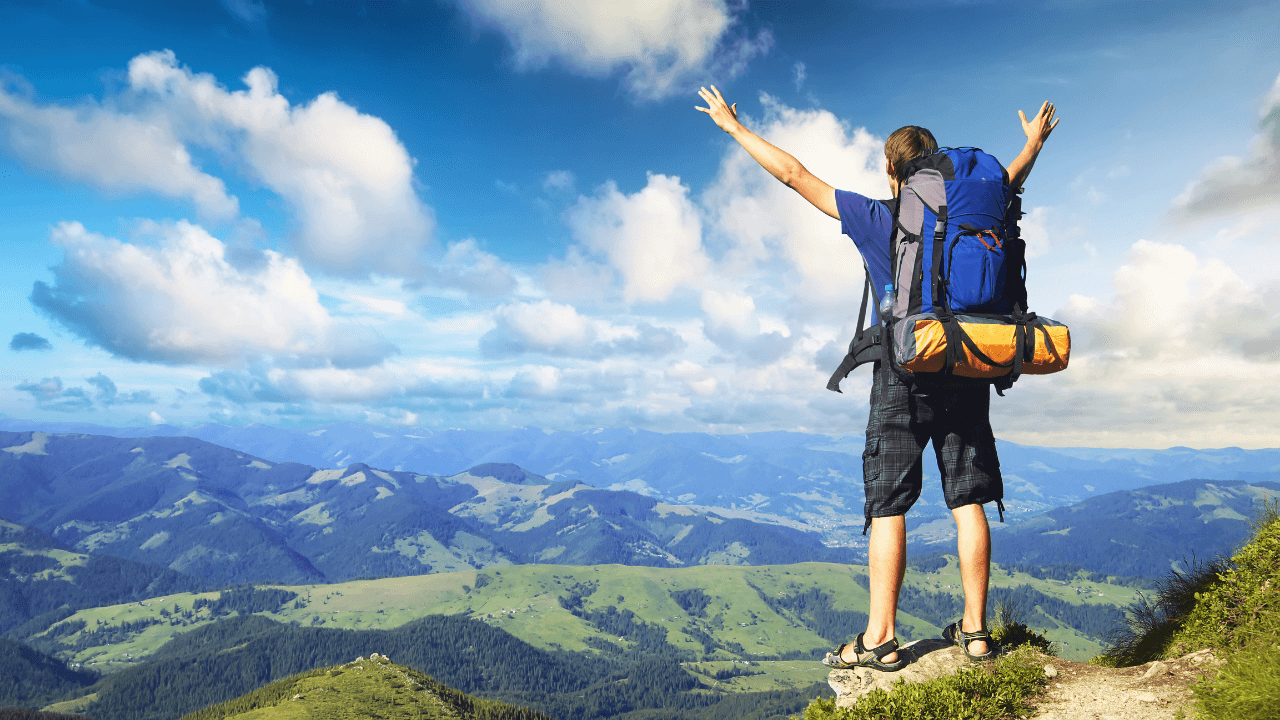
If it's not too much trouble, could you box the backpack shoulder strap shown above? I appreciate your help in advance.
[829,269,880,392]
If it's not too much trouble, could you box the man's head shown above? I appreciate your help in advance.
[884,125,938,196]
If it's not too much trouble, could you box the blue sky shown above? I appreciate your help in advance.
[2,0,1280,448]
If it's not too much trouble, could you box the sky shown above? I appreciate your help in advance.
[2,0,1279,448]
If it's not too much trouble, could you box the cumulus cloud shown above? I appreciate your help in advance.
[0,52,437,279]
[701,94,887,307]
[126,50,433,277]
[453,0,771,100]
[0,75,239,221]
[699,289,793,361]
[479,299,682,358]
[9,332,52,351]
[417,239,519,297]
[992,239,1280,447]
[566,173,710,304]
[1174,72,1280,215]
[30,220,397,368]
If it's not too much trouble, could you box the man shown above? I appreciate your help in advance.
[696,86,1058,670]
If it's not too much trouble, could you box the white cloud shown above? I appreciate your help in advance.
[665,359,718,396]
[201,359,488,405]
[453,0,772,100]
[126,50,433,278]
[702,93,887,308]
[700,289,757,336]
[566,173,710,304]
[31,220,397,368]
[1021,206,1051,259]
[0,77,239,220]
[793,61,806,90]
[992,239,1280,447]
[1174,71,1280,215]
[479,299,683,358]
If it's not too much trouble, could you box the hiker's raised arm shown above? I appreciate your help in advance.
[697,86,839,220]
[1006,101,1059,191]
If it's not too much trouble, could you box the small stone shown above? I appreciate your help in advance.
[1135,691,1158,703]
[1140,661,1168,679]
[1043,664,1058,678]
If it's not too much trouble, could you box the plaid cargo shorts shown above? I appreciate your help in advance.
[861,364,1003,533]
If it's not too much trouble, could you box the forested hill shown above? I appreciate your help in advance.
[0,638,97,711]
[60,615,825,720]
[177,655,555,720]
[0,519,205,636]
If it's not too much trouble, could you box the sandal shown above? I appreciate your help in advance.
[943,620,997,661]
[822,633,907,672]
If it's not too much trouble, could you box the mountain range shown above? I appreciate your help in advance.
[0,430,848,591]
[4,419,1277,548]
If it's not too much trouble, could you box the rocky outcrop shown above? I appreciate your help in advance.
[826,639,968,707]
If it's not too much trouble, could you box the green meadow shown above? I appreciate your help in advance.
[35,560,1142,681]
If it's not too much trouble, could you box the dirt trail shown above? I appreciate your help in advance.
[1028,648,1218,720]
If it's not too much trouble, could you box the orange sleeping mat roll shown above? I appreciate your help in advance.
[892,313,1070,379]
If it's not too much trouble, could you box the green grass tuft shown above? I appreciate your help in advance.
[989,599,1055,656]
[1189,612,1280,720]
[798,645,1048,720]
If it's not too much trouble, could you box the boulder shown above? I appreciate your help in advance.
[827,639,968,708]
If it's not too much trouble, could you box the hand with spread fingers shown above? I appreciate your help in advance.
[1009,100,1060,190]
[1019,101,1059,146]
[696,85,742,135]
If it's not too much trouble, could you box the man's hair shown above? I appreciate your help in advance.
[884,126,938,182]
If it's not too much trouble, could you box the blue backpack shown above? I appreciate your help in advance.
[883,147,1026,318]
[828,147,1062,394]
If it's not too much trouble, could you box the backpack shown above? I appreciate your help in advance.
[827,147,1070,394]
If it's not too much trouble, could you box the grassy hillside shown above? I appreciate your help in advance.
[176,654,554,720]
[1099,501,1280,719]
[25,560,1140,677]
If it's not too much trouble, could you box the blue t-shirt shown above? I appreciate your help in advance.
[834,189,895,321]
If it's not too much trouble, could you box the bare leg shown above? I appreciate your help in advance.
[952,503,991,656]
[844,514,906,664]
